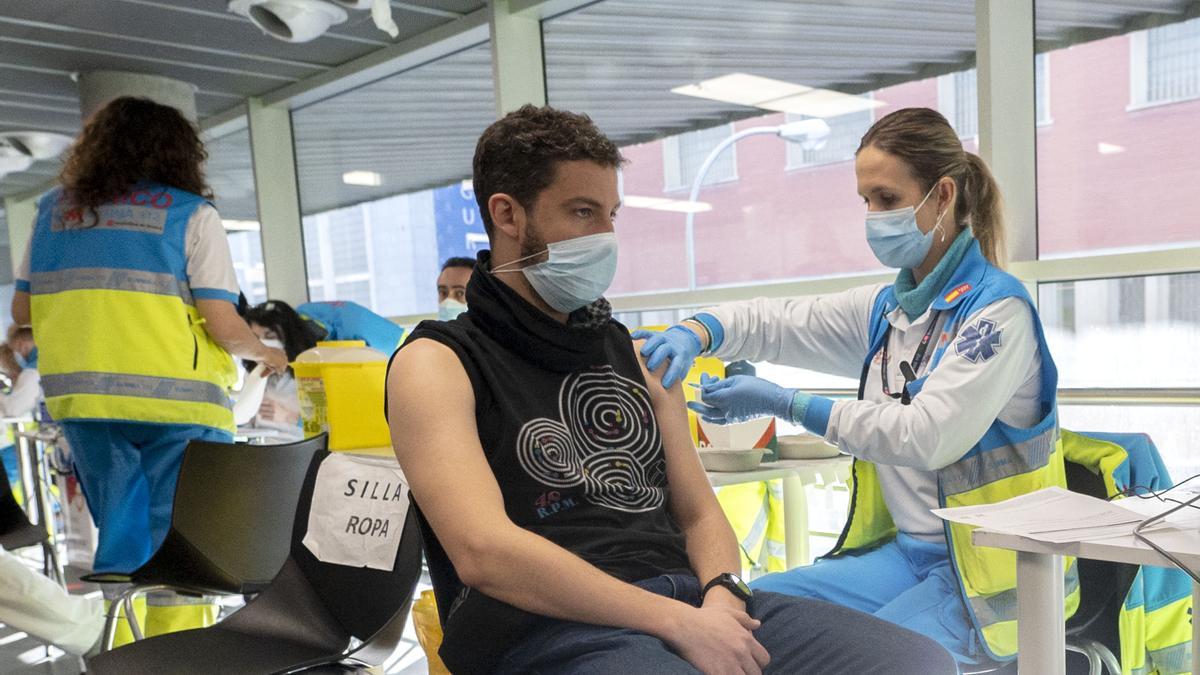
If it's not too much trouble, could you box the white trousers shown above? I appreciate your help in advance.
[0,544,103,655]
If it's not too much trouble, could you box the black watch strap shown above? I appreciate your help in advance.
[702,573,752,602]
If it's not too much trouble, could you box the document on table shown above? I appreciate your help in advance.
[932,487,1146,543]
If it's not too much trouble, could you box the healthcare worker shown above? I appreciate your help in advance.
[637,107,1074,666]
[295,299,405,353]
[234,300,324,442]
[12,96,288,636]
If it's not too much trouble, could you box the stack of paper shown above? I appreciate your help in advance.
[932,487,1146,543]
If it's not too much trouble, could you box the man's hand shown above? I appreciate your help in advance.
[664,604,769,675]
[257,398,299,425]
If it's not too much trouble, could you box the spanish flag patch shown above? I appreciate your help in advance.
[944,283,972,303]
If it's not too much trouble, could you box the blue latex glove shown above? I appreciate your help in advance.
[632,325,703,389]
[687,374,799,425]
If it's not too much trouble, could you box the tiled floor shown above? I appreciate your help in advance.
[0,548,432,674]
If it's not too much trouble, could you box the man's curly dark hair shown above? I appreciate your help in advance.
[59,96,212,224]
[472,105,624,237]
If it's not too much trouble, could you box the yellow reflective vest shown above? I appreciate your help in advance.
[25,185,236,431]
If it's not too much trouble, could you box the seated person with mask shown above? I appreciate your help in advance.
[386,105,957,675]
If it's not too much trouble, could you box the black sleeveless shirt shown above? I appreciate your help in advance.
[397,252,690,671]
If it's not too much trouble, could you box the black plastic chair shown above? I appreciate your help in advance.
[1061,459,1136,675]
[88,434,327,647]
[0,452,46,551]
[87,449,425,674]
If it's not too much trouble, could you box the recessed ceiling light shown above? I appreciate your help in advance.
[1097,142,1125,155]
[343,170,382,187]
[673,72,884,118]
[222,219,261,231]
[623,195,712,214]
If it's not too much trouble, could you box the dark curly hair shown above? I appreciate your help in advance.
[472,104,624,237]
[59,96,212,224]
[242,300,326,370]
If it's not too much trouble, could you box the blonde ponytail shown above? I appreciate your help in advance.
[960,152,1007,268]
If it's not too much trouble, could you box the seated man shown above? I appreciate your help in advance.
[386,105,957,675]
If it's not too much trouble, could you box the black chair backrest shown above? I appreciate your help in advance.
[1063,458,1138,645]
[288,450,424,648]
[0,452,44,549]
[134,434,326,591]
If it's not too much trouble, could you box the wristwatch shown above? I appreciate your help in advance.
[702,572,753,602]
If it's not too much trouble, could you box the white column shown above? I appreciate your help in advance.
[4,193,38,282]
[77,71,198,122]
[976,0,1038,263]
[246,97,309,306]
[489,0,547,116]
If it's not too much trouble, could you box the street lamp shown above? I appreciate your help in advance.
[684,118,831,290]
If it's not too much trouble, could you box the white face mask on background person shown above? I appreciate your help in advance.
[438,298,468,321]
[260,338,285,351]
[493,232,620,313]
[864,181,947,270]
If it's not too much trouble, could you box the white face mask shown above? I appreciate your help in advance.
[438,298,468,321]
[493,232,619,313]
[864,181,947,270]
[260,338,285,351]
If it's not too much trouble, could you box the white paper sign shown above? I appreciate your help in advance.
[302,453,410,571]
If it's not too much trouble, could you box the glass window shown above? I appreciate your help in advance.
[205,126,266,304]
[1036,8,1200,257]
[1141,17,1200,106]
[663,124,737,192]
[292,44,494,317]
[785,104,874,170]
[545,0,979,294]
[1040,274,1200,389]
[1040,274,1200,478]
[936,54,1049,140]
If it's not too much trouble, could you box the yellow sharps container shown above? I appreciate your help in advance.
[293,340,392,454]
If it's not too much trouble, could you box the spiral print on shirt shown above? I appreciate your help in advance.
[515,366,667,513]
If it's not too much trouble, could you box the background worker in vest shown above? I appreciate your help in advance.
[0,327,43,501]
[11,96,288,636]
[234,300,327,442]
[636,108,1068,666]
[295,299,404,354]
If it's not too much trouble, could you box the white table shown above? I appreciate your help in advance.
[707,456,850,569]
[973,526,1200,674]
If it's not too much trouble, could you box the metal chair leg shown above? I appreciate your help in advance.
[1065,641,1102,675]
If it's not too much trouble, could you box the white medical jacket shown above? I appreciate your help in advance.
[706,284,1044,541]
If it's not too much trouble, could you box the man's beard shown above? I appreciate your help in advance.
[517,216,549,267]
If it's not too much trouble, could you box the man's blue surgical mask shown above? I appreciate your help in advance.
[438,298,468,321]
[865,181,947,270]
[13,350,27,370]
[493,232,619,313]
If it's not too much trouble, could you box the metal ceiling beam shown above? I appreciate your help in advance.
[0,16,329,71]
[391,2,467,19]
[259,8,489,109]
[0,36,301,83]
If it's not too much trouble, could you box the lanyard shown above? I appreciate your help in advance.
[880,311,942,405]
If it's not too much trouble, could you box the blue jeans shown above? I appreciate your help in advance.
[751,533,981,665]
[495,573,957,674]
[61,421,231,573]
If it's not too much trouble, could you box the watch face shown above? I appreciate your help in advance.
[726,573,751,597]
